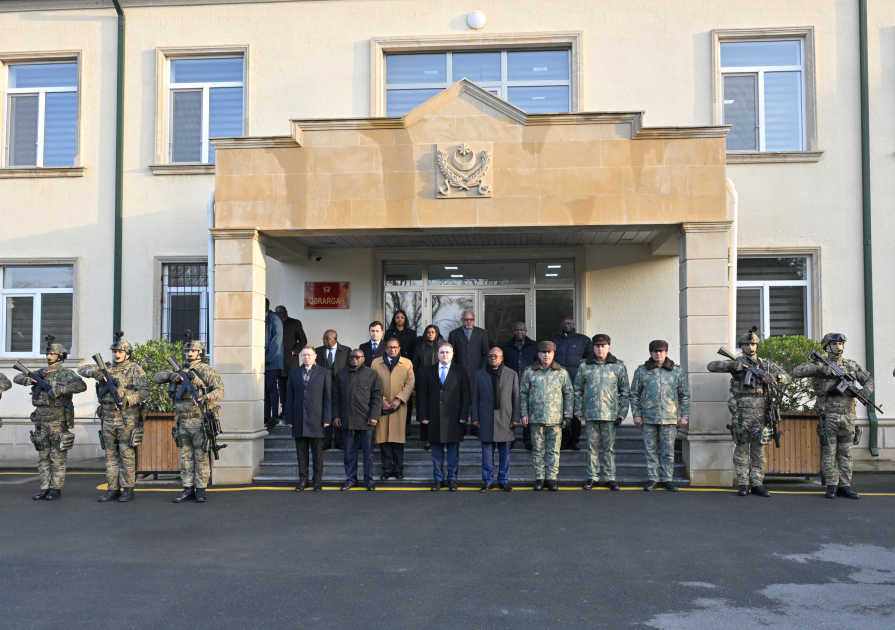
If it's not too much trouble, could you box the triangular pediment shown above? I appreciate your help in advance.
[401,79,529,126]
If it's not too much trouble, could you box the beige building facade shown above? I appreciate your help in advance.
[0,0,893,485]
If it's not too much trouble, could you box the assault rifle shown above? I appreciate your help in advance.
[808,350,883,414]
[717,347,791,400]
[92,353,123,411]
[765,397,783,449]
[166,356,227,460]
[12,361,73,411]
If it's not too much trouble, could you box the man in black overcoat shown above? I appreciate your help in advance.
[286,346,331,492]
[333,349,382,491]
[276,305,307,420]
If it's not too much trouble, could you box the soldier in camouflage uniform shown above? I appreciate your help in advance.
[153,333,225,503]
[520,341,573,491]
[0,372,11,428]
[630,340,690,492]
[78,332,150,503]
[13,335,86,500]
[793,333,873,499]
[707,327,790,497]
[574,334,630,491]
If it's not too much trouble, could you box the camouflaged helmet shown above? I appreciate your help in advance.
[821,332,847,350]
[738,326,761,347]
[43,334,68,360]
[182,330,206,358]
[109,330,133,357]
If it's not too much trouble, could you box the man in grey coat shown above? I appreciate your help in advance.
[471,348,520,492]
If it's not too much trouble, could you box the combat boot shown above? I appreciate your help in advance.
[608,481,620,491]
[825,485,836,499]
[582,479,596,490]
[533,479,545,491]
[32,489,49,501]
[546,480,559,491]
[737,485,748,496]
[662,481,678,492]
[118,488,135,502]
[98,489,121,502]
[45,489,61,500]
[195,489,207,503]
[750,486,770,497]
[643,481,658,492]
[173,487,195,503]
[836,486,859,499]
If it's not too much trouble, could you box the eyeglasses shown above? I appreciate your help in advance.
[462,318,474,322]
[487,354,501,358]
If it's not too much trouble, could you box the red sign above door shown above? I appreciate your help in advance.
[304,282,350,309]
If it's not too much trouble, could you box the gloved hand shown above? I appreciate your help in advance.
[561,417,570,429]
[614,416,624,428]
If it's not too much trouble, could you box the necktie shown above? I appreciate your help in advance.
[372,342,378,352]
[440,366,447,385]
[327,349,334,368]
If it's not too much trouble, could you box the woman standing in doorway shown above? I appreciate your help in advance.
[412,324,443,450]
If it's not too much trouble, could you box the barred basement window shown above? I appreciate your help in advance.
[736,257,810,339]
[1,265,74,357]
[161,263,209,350]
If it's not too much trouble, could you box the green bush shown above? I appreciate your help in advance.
[131,339,184,412]
[756,335,823,412]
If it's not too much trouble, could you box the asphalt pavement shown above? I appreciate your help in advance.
[1,473,893,629]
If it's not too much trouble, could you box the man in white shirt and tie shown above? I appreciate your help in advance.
[359,321,387,368]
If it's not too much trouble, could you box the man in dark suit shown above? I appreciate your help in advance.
[501,321,538,450]
[276,305,307,421]
[418,342,471,491]
[316,329,351,450]
[285,346,331,492]
[333,349,382,491]
[447,311,488,436]
[358,321,386,368]
[552,317,591,450]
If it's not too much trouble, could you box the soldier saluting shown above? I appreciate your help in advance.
[707,327,790,497]
[153,331,224,503]
[13,335,86,500]
[78,332,149,503]
[794,333,874,499]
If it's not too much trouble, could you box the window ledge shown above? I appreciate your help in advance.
[149,163,215,175]
[0,166,86,178]
[726,151,823,164]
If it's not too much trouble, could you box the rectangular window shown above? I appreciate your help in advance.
[5,62,78,167]
[736,257,809,339]
[385,49,570,116]
[168,57,244,164]
[161,263,209,350]
[721,40,805,152]
[1,266,74,356]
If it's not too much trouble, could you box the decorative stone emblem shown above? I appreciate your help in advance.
[436,142,493,198]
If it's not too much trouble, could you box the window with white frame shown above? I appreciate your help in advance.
[5,62,78,168]
[736,257,810,340]
[385,49,570,116]
[1,266,74,356]
[721,40,805,152]
[161,263,209,351]
[168,57,244,164]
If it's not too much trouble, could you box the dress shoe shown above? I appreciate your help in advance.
[750,485,770,497]
[582,479,596,490]
[533,479,545,491]
[313,481,322,492]
[32,489,49,501]
[294,484,305,492]
[341,480,357,491]
[448,480,458,491]
[118,488,135,502]
[499,483,513,492]
[98,489,121,502]
[570,442,580,451]
[173,487,195,503]
[45,489,61,500]
[826,485,837,498]
[644,481,658,492]
[431,481,444,491]
[837,486,860,499]
[380,472,391,481]
[424,443,431,451]
[195,489,207,503]
[738,485,748,496]
[395,472,404,480]
[662,482,678,492]
[608,481,620,491]
[479,482,493,493]
[366,483,376,491]
[547,480,559,491]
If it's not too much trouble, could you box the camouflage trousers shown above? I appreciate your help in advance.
[177,416,211,489]
[585,421,617,481]
[36,420,68,490]
[531,424,562,480]
[101,415,138,490]
[642,424,677,482]
[819,411,855,487]
[731,409,770,487]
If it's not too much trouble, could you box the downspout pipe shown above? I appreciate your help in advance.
[111,1,125,332]
[207,191,215,366]
[859,0,879,456]
[726,178,738,347]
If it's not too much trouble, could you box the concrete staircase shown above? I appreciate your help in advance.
[253,423,688,485]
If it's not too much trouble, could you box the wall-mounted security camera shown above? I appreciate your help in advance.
[309,252,322,262]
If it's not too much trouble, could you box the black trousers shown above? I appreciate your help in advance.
[277,375,288,417]
[522,424,532,448]
[343,430,374,485]
[562,418,582,448]
[380,442,405,474]
[323,422,343,450]
[295,437,323,483]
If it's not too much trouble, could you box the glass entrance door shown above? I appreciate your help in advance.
[430,292,475,336]
[483,292,528,348]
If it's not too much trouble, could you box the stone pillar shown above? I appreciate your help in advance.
[210,229,267,484]
[678,222,734,487]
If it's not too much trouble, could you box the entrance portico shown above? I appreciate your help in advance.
[209,80,733,486]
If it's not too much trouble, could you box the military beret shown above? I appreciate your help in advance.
[592,334,611,345]
[648,339,668,352]
[538,341,556,352]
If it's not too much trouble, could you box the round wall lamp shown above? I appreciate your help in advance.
[467,11,487,30]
